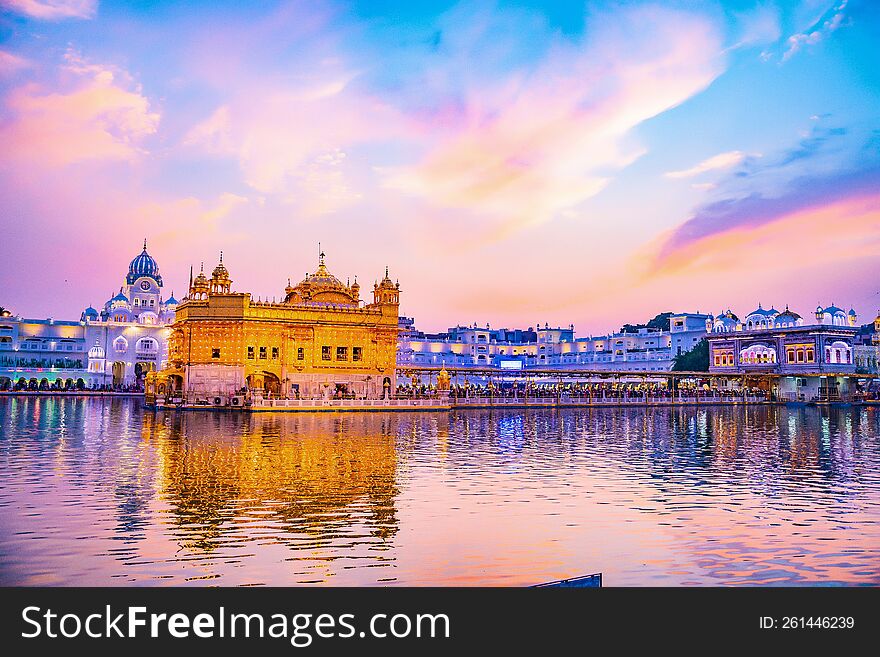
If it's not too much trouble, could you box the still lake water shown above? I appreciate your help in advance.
[0,396,878,586]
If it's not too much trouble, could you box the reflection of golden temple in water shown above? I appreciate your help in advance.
[140,411,423,554]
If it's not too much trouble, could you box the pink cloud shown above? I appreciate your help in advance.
[647,192,880,279]
[0,162,252,318]
[0,49,32,76]
[184,82,412,217]
[1,0,96,20]
[476,192,880,332]
[664,151,747,179]
[0,52,159,167]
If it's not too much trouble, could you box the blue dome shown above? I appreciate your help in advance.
[823,305,844,315]
[83,306,98,317]
[164,294,178,306]
[775,309,801,324]
[126,240,163,285]
[747,305,776,318]
[111,290,129,303]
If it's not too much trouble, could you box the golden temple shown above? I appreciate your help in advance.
[149,250,400,402]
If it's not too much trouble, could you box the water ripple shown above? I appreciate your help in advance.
[0,397,878,586]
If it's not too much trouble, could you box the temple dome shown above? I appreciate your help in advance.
[774,305,801,327]
[126,239,162,285]
[286,252,357,305]
[81,305,99,322]
[747,303,777,318]
[212,259,230,281]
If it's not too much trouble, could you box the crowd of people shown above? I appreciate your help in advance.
[395,380,770,401]
[0,378,145,393]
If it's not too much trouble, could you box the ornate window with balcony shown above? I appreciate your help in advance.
[739,344,776,364]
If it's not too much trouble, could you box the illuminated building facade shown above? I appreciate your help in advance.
[156,252,400,400]
[707,303,861,400]
[854,311,880,374]
[706,303,859,333]
[397,313,708,372]
[81,241,176,387]
[0,241,176,390]
[0,317,88,390]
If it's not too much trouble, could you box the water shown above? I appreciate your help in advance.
[0,397,878,586]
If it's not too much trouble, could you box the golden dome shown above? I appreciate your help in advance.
[187,262,211,300]
[211,251,230,281]
[372,265,400,305]
[193,264,209,288]
[285,251,358,306]
[376,265,398,290]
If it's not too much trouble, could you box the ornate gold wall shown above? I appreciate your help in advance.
[160,254,400,399]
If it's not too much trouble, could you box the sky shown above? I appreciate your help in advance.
[0,0,878,334]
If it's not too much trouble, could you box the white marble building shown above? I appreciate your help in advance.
[397,313,709,372]
[81,241,178,388]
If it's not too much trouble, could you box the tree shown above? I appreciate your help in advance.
[620,312,673,334]
[646,312,673,332]
[672,338,709,371]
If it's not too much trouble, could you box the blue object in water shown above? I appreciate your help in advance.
[533,573,602,588]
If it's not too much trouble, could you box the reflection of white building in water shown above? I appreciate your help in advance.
[0,242,177,390]
[397,313,709,372]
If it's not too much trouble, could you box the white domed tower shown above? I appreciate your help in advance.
[711,309,739,333]
[160,292,178,323]
[817,304,848,326]
[773,305,802,328]
[123,239,164,324]
[744,303,777,330]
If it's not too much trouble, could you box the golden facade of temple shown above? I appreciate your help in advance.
[152,251,400,401]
